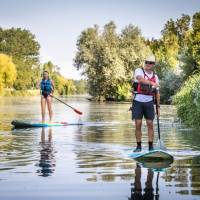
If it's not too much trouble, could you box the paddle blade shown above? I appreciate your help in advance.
[73,108,83,115]
[156,139,166,151]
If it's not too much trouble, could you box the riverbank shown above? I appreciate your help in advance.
[1,89,88,97]
[1,89,40,97]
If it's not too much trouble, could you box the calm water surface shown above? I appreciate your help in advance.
[0,96,200,200]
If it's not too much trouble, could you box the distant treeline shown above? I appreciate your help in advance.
[0,27,87,96]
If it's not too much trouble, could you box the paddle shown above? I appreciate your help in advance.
[50,94,83,115]
[155,90,166,150]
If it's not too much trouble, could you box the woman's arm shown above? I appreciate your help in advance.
[51,80,55,93]
[36,81,41,89]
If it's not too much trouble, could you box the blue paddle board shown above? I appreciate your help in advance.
[129,149,174,162]
[11,120,83,129]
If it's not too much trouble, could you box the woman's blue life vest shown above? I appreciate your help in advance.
[40,79,53,97]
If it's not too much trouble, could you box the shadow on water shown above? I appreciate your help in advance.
[36,128,56,177]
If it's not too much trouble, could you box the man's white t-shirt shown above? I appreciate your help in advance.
[133,68,159,103]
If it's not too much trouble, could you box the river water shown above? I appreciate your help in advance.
[0,96,200,200]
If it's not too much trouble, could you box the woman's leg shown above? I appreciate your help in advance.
[46,95,53,122]
[41,96,46,123]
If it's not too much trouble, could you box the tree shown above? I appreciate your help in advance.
[0,28,40,61]
[73,79,87,94]
[176,14,191,49]
[178,12,200,79]
[174,73,200,128]
[0,54,16,94]
[0,27,40,90]
[43,61,60,74]
[74,21,150,101]
[190,12,200,67]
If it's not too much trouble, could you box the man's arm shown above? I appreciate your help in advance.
[155,90,160,117]
[136,75,159,87]
[156,90,160,107]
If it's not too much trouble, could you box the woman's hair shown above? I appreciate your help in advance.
[42,70,49,79]
[43,70,49,74]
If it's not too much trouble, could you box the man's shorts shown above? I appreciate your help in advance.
[132,100,155,120]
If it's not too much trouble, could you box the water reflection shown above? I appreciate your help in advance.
[36,128,56,177]
[129,164,159,200]
[1,97,200,199]
[164,156,200,196]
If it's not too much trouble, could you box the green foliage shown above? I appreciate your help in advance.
[177,12,200,79]
[115,83,131,101]
[148,12,200,107]
[74,21,150,101]
[148,14,191,75]
[43,61,60,74]
[0,27,40,90]
[174,74,200,128]
[13,58,40,90]
[0,27,40,60]
[52,73,76,95]
[176,14,191,48]
[73,79,87,94]
[4,89,40,96]
[0,54,16,95]
[190,12,200,66]
[148,10,200,125]
[160,70,182,104]
[149,19,180,71]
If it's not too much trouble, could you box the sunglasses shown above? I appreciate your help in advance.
[145,61,155,65]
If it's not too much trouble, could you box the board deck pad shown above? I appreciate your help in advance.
[129,149,174,162]
[11,120,83,128]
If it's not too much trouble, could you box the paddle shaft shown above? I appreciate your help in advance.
[155,91,161,140]
[50,94,82,115]
[50,95,74,109]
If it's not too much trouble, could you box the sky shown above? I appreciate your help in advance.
[0,0,200,79]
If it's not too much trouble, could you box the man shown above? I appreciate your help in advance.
[132,55,160,152]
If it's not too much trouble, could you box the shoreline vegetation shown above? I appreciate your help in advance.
[2,89,40,97]
[1,88,88,97]
[1,11,200,127]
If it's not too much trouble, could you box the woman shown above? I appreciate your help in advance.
[37,71,55,123]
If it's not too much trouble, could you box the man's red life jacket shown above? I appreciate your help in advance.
[133,68,156,96]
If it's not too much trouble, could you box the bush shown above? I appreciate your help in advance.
[160,70,182,104]
[173,73,200,128]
